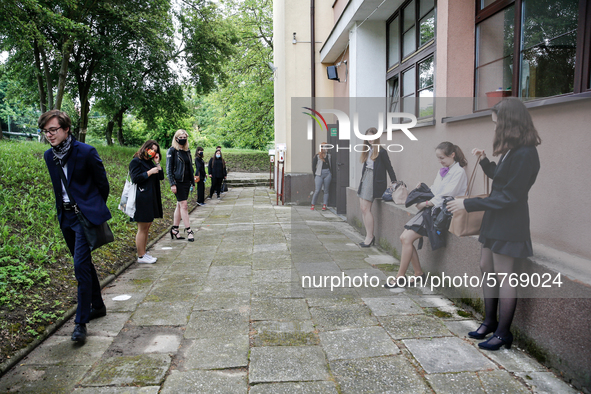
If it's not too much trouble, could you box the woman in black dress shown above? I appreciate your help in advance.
[194,146,206,206]
[129,140,164,264]
[448,98,541,350]
[208,149,227,199]
[166,129,195,242]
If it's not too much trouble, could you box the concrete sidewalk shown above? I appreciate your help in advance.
[0,187,579,393]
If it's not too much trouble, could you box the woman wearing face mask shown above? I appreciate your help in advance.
[384,142,468,288]
[194,146,206,206]
[208,149,227,200]
[129,140,164,263]
[166,130,195,242]
[357,127,397,247]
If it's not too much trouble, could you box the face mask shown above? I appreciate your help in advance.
[199,151,203,157]
[146,149,156,159]
[216,154,221,158]
[177,138,187,145]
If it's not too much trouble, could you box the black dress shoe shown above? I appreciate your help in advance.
[89,305,107,321]
[71,323,87,343]
[468,322,498,339]
[478,332,513,350]
[359,236,375,248]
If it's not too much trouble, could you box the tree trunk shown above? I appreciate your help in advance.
[105,119,114,145]
[33,39,47,113]
[40,47,54,110]
[78,99,90,143]
[116,110,125,146]
[54,38,72,110]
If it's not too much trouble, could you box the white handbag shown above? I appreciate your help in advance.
[118,174,137,218]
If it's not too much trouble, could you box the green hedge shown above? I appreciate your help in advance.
[200,149,269,173]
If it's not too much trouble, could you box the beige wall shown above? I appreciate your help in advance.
[273,0,334,173]
[333,0,349,22]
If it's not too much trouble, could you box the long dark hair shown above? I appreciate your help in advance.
[436,142,468,167]
[492,98,541,156]
[134,140,160,160]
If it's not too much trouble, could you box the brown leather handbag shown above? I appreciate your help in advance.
[449,156,490,237]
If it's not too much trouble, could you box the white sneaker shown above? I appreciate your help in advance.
[145,253,157,262]
[137,255,156,264]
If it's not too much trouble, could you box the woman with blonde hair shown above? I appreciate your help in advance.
[357,127,397,247]
[311,142,332,210]
[166,129,195,242]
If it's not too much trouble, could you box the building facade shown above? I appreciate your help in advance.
[274,0,591,389]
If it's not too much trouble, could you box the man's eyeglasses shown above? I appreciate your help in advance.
[40,127,62,135]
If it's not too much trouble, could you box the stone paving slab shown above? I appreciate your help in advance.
[251,320,319,347]
[319,326,400,360]
[404,337,497,373]
[425,372,486,394]
[0,364,90,393]
[362,296,424,316]
[56,312,131,337]
[131,301,193,326]
[185,309,249,339]
[104,326,184,356]
[249,346,330,383]
[309,304,379,331]
[478,370,531,393]
[103,292,147,313]
[81,354,171,386]
[515,371,581,394]
[379,315,452,339]
[329,356,431,394]
[483,345,548,372]
[180,335,249,370]
[160,370,248,394]
[192,293,251,311]
[251,298,311,321]
[249,381,339,394]
[20,336,114,366]
[74,387,161,394]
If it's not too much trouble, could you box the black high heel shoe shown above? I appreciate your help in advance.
[359,236,375,248]
[468,322,498,339]
[478,332,513,350]
[170,226,185,240]
[383,276,405,288]
[186,228,194,242]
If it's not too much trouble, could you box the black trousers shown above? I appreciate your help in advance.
[61,209,105,324]
[197,180,205,203]
[209,177,223,198]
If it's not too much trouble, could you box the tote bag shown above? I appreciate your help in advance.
[119,174,137,218]
[449,156,490,237]
[392,181,409,205]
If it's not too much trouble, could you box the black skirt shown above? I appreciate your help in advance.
[174,181,192,201]
[479,236,533,258]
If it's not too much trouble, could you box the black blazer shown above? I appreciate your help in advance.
[44,139,111,226]
[358,149,397,199]
[129,157,164,222]
[312,154,332,175]
[464,145,540,242]
[194,156,206,181]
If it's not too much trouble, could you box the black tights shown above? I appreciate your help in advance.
[477,247,517,343]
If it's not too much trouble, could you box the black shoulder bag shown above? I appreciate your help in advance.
[56,162,114,251]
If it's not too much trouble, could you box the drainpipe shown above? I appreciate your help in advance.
[311,0,316,162]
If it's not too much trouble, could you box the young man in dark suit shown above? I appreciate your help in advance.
[41,110,111,343]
